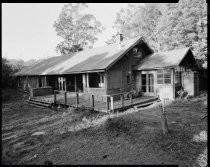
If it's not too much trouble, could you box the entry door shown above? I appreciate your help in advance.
[141,73,154,95]
[58,77,66,91]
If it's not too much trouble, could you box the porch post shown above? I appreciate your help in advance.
[110,96,114,112]
[75,75,77,92]
[87,73,89,88]
[76,92,79,107]
[54,90,57,105]
[45,76,47,86]
[130,93,133,105]
[82,74,86,89]
[64,92,67,105]
[92,94,94,108]
[173,69,175,99]
[121,94,124,107]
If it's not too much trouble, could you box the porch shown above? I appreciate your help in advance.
[28,91,159,113]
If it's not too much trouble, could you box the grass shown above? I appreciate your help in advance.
[2,89,207,166]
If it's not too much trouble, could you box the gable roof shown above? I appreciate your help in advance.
[134,47,194,70]
[16,37,152,76]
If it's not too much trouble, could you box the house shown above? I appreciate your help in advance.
[15,35,199,101]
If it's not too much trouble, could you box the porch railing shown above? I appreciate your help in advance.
[53,90,134,113]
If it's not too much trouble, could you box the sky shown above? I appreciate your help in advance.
[2,3,143,61]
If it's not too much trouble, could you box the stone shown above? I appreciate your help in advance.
[31,132,45,136]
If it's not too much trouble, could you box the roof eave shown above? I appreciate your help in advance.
[136,65,177,71]
[16,69,106,76]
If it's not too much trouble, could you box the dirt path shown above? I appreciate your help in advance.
[2,89,207,166]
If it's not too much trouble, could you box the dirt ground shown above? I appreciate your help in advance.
[2,89,207,166]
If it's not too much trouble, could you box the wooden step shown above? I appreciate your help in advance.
[29,99,52,105]
[27,100,51,107]
[134,98,160,109]
[135,101,157,109]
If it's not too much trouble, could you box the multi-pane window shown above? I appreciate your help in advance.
[157,69,172,84]
[175,71,181,84]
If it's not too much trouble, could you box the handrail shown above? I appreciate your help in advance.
[103,91,133,97]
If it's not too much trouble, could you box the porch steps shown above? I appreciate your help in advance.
[26,99,52,108]
[134,99,160,109]
[134,97,160,108]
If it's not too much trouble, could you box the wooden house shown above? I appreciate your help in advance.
[16,35,199,100]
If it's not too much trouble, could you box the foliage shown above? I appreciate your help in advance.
[105,33,119,45]
[54,3,104,55]
[1,57,22,88]
[113,1,207,67]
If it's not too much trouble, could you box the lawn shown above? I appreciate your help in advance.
[2,89,207,166]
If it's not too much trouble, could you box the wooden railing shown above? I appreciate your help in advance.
[53,90,134,113]
[103,91,134,113]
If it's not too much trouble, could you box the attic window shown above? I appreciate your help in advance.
[133,48,138,55]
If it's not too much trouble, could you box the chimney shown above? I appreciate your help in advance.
[118,33,123,49]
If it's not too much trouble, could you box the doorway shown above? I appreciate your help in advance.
[58,77,66,91]
[141,72,154,95]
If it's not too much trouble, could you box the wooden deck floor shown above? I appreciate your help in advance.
[32,92,158,112]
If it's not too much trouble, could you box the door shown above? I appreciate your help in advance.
[141,72,154,96]
[58,77,66,91]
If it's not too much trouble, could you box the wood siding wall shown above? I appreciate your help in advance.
[107,54,133,95]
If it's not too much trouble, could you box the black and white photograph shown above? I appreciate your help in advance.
[2,2,207,166]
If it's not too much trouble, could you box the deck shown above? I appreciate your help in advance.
[30,92,159,113]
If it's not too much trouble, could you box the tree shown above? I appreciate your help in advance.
[54,3,104,55]
[105,33,119,45]
[113,3,163,52]
[113,1,207,67]
[2,58,19,88]
[158,0,207,67]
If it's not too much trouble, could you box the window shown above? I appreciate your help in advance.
[127,75,130,84]
[89,73,104,88]
[38,77,42,87]
[141,74,146,92]
[175,71,181,84]
[157,69,171,84]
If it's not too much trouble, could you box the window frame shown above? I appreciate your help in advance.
[157,69,172,84]
[89,72,105,88]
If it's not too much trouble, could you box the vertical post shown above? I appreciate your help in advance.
[130,93,133,105]
[82,74,86,89]
[163,99,165,113]
[110,96,114,112]
[76,92,79,108]
[64,77,66,91]
[45,76,47,86]
[159,100,169,134]
[173,68,175,99]
[54,90,57,104]
[92,94,94,108]
[121,94,124,107]
[75,75,77,92]
[106,96,110,112]
[64,92,67,105]
[87,73,89,88]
